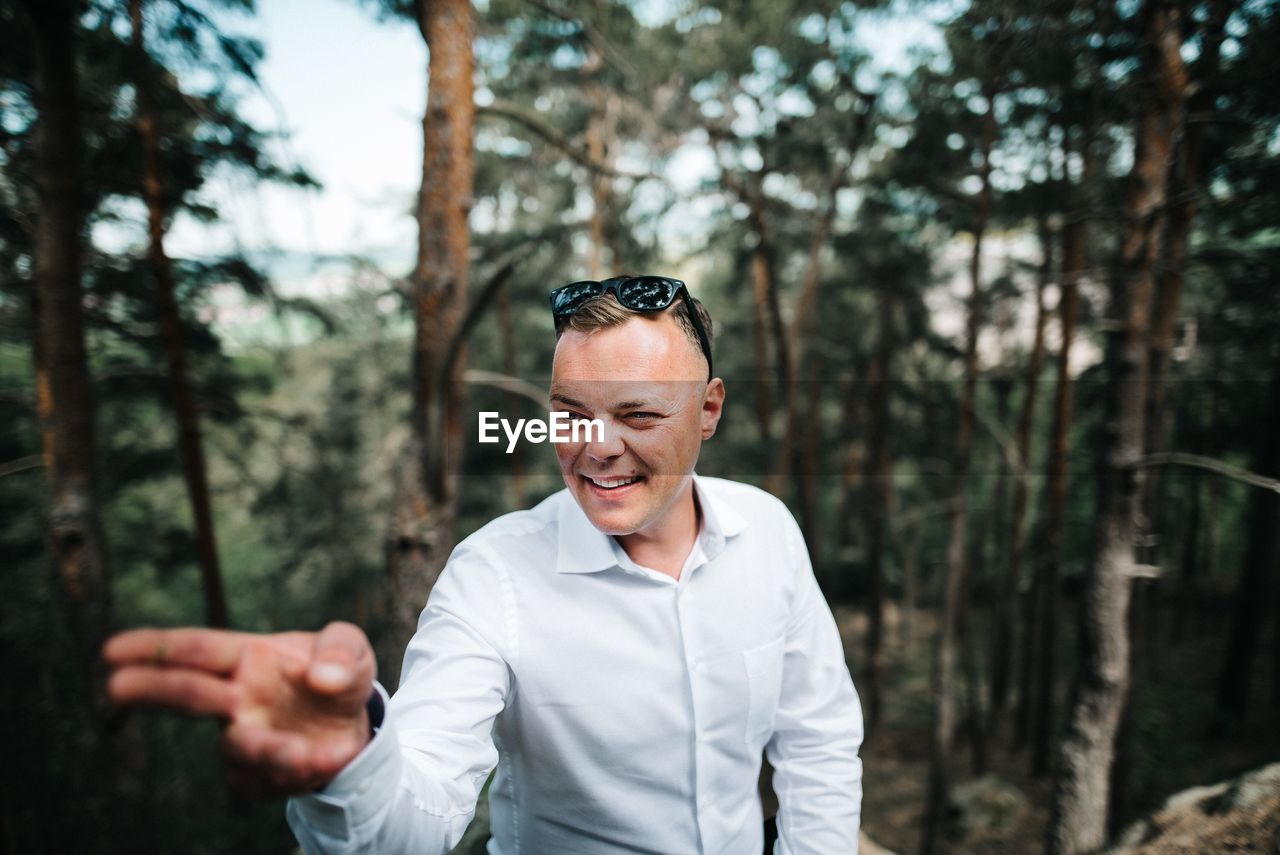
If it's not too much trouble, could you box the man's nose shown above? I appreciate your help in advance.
[584,420,625,462]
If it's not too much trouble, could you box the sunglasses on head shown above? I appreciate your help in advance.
[548,275,714,381]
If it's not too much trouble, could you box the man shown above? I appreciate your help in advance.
[104,275,864,854]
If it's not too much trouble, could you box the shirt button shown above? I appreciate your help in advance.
[690,660,700,672]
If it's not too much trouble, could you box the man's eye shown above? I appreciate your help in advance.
[626,412,659,421]
[564,410,590,420]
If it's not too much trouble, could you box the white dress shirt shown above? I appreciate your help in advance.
[286,474,863,854]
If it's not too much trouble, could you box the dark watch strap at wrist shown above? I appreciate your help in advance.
[366,687,385,737]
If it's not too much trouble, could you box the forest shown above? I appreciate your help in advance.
[2,0,1279,852]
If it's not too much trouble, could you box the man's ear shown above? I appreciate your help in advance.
[701,378,725,439]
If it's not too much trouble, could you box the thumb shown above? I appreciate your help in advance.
[306,621,375,705]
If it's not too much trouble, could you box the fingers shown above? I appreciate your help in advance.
[103,628,248,675]
[272,632,316,683]
[219,721,364,796]
[306,622,375,704]
[107,665,240,718]
[221,722,307,776]
[222,731,317,798]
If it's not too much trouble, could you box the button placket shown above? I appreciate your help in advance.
[674,584,710,851]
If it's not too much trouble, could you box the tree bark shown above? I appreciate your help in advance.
[862,285,895,730]
[922,88,996,855]
[776,89,870,518]
[749,229,775,445]
[990,216,1051,733]
[1273,545,1280,710]
[23,0,149,841]
[584,34,617,278]
[747,191,792,496]
[385,0,474,686]
[1139,0,1231,562]
[834,368,867,601]
[1171,471,1201,641]
[1213,346,1280,723]
[129,0,229,629]
[900,517,919,653]
[1049,3,1187,851]
[959,568,988,777]
[777,189,839,549]
[1024,208,1083,773]
[497,285,527,510]
[28,0,111,699]
[797,346,825,565]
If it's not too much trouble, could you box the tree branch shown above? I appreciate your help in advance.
[523,0,640,87]
[0,455,43,479]
[1128,452,1280,494]
[463,369,548,409]
[478,99,656,180]
[441,241,543,392]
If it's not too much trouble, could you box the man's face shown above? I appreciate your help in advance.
[550,311,724,539]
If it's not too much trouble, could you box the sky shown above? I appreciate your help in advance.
[164,0,427,276]
[149,0,1069,370]
[152,0,947,285]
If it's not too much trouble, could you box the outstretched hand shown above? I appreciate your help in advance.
[103,621,375,797]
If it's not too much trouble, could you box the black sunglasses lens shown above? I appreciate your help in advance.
[618,277,678,311]
[552,281,603,315]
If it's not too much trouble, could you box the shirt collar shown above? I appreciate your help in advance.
[555,473,747,575]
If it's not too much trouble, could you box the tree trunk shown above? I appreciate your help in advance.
[959,573,988,776]
[900,517,919,653]
[777,139,854,522]
[922,90,996,855]
[990,218,1050,733]
[834,368,867,603]
[1049,4,1187,851]
[586,120,607,278]
[778,189,839,553]
[1025,209,1083,774]
[584,39,616,278]
[23,0,148,841]
[797,347,825,566]
[748,193,793,496]
[1212,347,1280,723]
[1139,0,1230,565]
[385,0,474,686]
[749,234,775,444]
[963,369,1011,771]
[862,285,895,730]
[1171,471,1201,641]
[921,278,980,855]
[129,0,229,629]
[497,286,527,509]
[28,0,111,705]
[1273,551,1280,709]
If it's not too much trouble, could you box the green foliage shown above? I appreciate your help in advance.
[3,0,1280,851]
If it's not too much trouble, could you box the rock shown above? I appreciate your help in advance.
[1230,763,1280,812]
[1163,782,1229,814]
[1106,761,1280,854]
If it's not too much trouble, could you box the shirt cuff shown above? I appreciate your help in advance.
[286,681,401,843]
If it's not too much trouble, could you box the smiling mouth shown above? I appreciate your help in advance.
[583,474,643,491]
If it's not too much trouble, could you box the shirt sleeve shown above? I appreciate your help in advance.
[286,541,513,855]
[766,509,864,855]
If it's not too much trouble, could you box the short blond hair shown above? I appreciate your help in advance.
[555,291,714,359]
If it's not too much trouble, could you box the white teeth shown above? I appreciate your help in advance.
[589,476,639,489]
